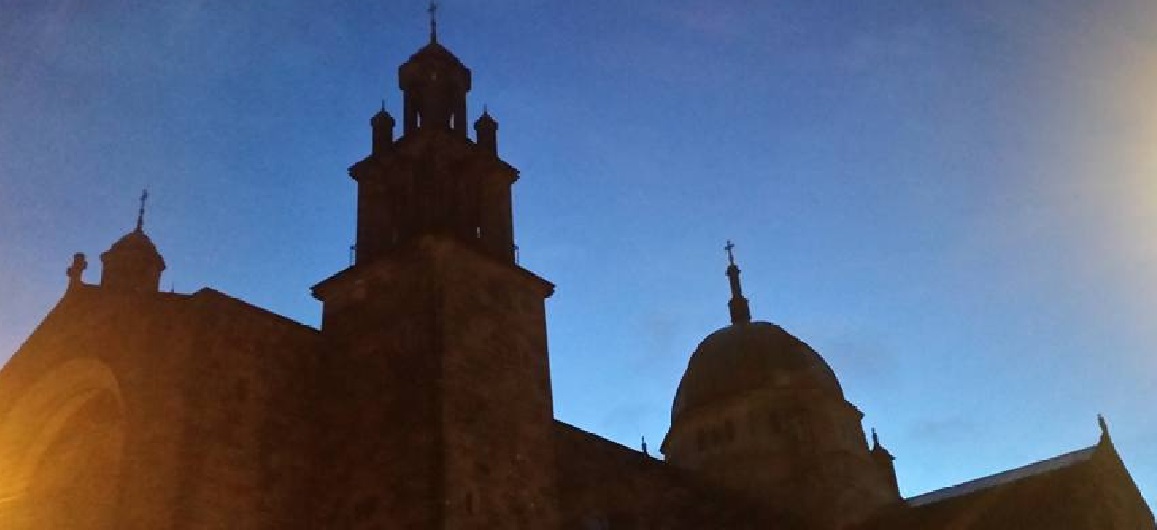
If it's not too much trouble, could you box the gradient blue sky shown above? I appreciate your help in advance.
[2,0,1155,505]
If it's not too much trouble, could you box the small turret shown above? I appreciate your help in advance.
[100,190,166,294]
[371,103,396,155]
[870,428,901,499]
[474,108,498,153]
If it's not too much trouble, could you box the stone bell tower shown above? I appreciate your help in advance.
[310,11,559,529]
[350,9,515,267]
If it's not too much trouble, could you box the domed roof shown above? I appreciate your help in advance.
[398,40,473,92]
[671,321,843,422]
[408,41,467,67]
[103,229,164,265]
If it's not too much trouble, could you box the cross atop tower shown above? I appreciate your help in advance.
[428,0,439,43]
[725,240,736,266]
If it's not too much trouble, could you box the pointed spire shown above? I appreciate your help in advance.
[724,240,752,324]
[427,0,439,44]
[641,436,649,455]
[372,99,392,122]
[868,428,901,498]
[1098,413,1111,442]
[476,105,497,126]
[135,188,149,233]
[869,427,895,460]
[477,104,495,122]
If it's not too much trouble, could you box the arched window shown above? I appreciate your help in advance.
[0,359,126,530]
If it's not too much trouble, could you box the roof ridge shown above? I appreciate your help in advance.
[189,288,318,333]
[907,444,1099,507]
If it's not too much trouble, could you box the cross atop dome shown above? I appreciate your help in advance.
[724,240,752,324]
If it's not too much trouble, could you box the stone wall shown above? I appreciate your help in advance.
[0,287,194,529]
[0,286,325,530]
[311,236,558,529]
[554,421,789,529]
[170,290,321,529]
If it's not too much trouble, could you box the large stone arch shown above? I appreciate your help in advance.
[0,358,127,529]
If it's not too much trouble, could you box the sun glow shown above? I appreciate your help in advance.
[1072,11,1157,280]
[1042,5,1157,379]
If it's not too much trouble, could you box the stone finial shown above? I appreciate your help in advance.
[66,252,88,287]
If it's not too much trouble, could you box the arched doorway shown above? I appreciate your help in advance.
[0,358,127,529]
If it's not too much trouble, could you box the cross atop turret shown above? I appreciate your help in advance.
[135,188,149,232]
[428,0,439,42]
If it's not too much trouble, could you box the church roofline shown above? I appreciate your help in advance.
[187,288,319,334]
[60,285,318,336]
[553,419,774,516]
[906,443,1099,507]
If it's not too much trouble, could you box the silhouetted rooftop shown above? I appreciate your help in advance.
[908,444,1098,507]
[672,321,843,422]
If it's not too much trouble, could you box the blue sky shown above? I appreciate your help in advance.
[2,0,1155,505]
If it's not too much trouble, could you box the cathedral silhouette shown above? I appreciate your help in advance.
[0,17,1152,530]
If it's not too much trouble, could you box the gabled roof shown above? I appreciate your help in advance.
[186,288,318,336]
[861,434,1155,530]
[907,444,1098,507]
